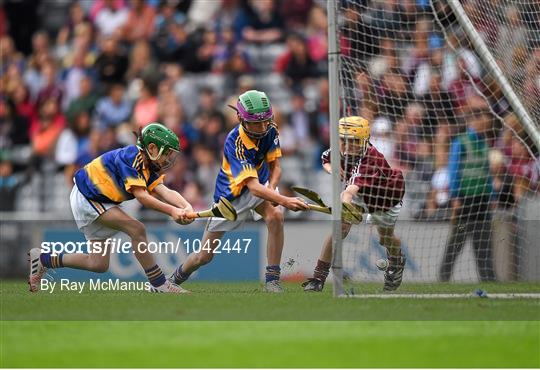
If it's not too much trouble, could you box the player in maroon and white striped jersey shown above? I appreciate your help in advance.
[303,116,406,292]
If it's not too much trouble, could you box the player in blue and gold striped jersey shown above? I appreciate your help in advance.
[29,123,193,294]
[171,90,309,293]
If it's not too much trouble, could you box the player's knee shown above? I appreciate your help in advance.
[265,208,284,230]
[126,220,147,240]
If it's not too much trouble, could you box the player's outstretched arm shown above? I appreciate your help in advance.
[245,177,309,211]
[132,186,190,223]
[151,183,193,211]
[151,184,194,225]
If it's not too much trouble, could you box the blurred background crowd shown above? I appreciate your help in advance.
[0,0,539,220]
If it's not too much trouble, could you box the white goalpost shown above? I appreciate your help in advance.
[326,0,540,298]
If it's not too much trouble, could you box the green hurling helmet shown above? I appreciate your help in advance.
[137,122,180,171]
[235,90,274,139]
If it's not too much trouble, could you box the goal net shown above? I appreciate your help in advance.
[329,0,540,295]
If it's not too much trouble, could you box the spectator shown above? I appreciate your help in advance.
[195,112,226,156]
[10,83,36,124]
[94,0,129,38]
[275,33,318,88]
[439,99,496,282]
[288,91,317,145]
[490,148,515,209]
[305,5,328,68]
[193,86,224,123]
[181,180,207,211]
[236,0,284,44]
[0,35,25,77]
[94,82,131,129]
[448,56,482,109]
[94,36,128,85]
[495,5,527,77]
[507,136,536,204]
[132,79,159,129]
[152,0,187,62]
[54,2,91,62]
[279,0,313,29]
[340,2,379,65]
[368,38,400,80]
[163,154,191,192]
[125,40,159,84]
[66,75,99,125]
[394,103,425,171]
[121,0,156,43]
[0,97,30,151]
[35,62,63,108]
[62,49,89,110]
[377,69,413,122]
[30,98,66,159]
[191,143,219,196]
[419,70,455,135]
[181,28,218,73]
[55,110,92,186]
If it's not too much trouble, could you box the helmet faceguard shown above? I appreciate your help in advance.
[231,90,274,139]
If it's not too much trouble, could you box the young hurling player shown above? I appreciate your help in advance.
[29,123,193,293]
[302,116,406,292]
[170,90,309,293]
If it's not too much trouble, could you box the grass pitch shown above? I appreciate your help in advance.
[1,280,539,367]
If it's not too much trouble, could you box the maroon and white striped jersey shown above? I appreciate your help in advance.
[322,145,405,213]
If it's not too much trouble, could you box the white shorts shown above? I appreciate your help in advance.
[70,183,119,241]
[365,201,402,228]
[206,190,267,232]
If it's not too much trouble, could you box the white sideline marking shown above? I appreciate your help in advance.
[340,293,540,299]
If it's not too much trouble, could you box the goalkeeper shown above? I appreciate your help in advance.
[303,116,406,292]
[28,123,193,294]
[170,90,309,293]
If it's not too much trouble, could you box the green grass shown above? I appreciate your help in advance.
[1,280,539,367]
[2,280,538,320]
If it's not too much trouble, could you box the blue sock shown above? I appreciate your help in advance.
[265,265,281,283]
[172,264,192,285]
[145,265,166,287]
[40,253,64,268]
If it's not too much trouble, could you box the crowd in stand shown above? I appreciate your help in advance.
[0,0,538,218]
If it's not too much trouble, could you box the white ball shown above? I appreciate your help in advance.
[376,258,388,271]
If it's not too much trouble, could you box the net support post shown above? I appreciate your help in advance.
[447,0,540,151]
[327,0,344,297]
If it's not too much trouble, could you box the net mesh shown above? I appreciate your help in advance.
[332,0,540,291]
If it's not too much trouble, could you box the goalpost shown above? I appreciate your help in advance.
[326,0,540,298]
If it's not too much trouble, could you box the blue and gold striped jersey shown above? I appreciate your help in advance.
[74,145,164,204]
[214,125,282,202]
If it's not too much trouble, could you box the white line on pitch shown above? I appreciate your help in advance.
[339,293,540,299]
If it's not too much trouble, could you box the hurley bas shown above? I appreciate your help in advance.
[40,279,151,293]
